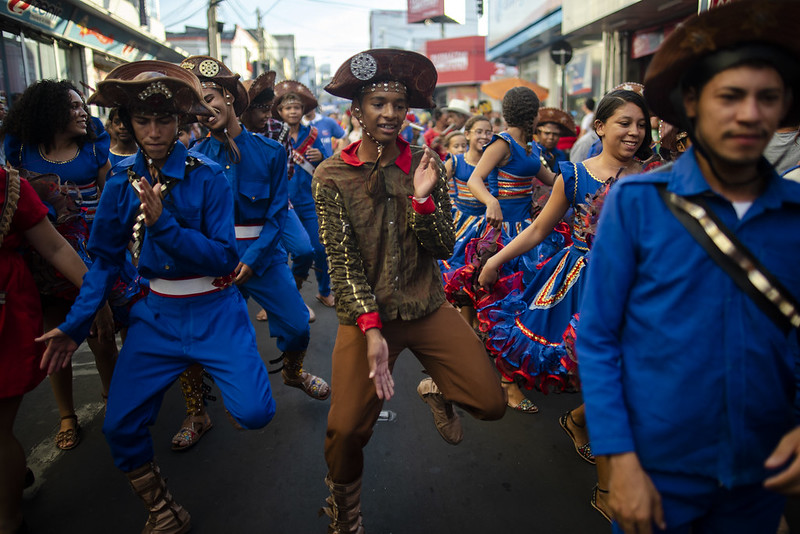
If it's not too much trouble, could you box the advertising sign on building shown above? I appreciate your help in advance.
[407,0,465,24]
[488,0,561,50]
[425,36,498,86]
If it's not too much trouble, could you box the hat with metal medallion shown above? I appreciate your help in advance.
[644,0,800,126]
[325,48,437,109]
[179,55,250,116]
[87,60,214,117]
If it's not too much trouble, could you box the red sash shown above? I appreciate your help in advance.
[291,126,319,174]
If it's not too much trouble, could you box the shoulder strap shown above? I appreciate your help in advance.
[0,168,21,247]
[657,183,800,333]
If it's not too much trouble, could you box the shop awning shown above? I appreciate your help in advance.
[480,77,549,101]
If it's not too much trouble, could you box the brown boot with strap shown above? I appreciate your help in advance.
[320,475,365,534]
[126,461,191,534]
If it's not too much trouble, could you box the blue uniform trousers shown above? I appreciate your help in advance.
[291,201,331,297]
[282,206,314,275]
[611,470,785,534]
[239,260,310,353]
[103,287,276,472]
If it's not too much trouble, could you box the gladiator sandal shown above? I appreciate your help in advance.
[321,475,365,534]
[126,461,191,534]
[416,377,463,445]
[280,351,331,400]
[171,364,213,451]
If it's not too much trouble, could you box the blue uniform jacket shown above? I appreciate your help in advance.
[577,147,800,488]
[59,143,239,344]
[289,123,325,210]
[192,127,289,276]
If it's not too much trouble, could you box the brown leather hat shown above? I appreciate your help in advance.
[272,80,318,120]
[179,55,250,116]
[612,82,644,97]
[325,49,437,109]
[644,0,800,126]
[88,60,214,117]
[242,71,277,108]
[537,107,576,137]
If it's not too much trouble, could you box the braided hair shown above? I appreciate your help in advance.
[502,87,540,155]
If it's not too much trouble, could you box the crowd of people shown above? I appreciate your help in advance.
[2,1,800,533]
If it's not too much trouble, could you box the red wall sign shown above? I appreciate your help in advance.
[425,36,498,86]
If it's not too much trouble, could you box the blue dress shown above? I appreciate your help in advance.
[4,117,110,223]
[440,153,497,272]
[441,133,566,308]
[485,132,565,281]
[478,161,615,391]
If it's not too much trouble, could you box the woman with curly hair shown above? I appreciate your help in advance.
[1,80,117,451]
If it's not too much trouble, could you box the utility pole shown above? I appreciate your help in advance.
[256,8,266,75]
[207,0,222,59]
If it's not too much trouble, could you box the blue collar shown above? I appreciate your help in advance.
[668,146,800,211]
[132,141,188,182]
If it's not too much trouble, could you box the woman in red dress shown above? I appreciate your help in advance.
[0,167,89,534]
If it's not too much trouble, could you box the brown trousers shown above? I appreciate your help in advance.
[324,303,506,483]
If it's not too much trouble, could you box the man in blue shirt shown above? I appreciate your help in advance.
[304,107,345,157]
[37,60,276,533]
[577,2,800,533]
[181,55,329,402]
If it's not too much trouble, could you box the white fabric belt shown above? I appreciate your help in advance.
[235,224,262,240]
[149,276,220,297]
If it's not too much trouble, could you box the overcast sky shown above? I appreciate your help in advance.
[160,0,410,70]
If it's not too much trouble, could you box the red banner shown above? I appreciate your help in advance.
[425,36,499,86]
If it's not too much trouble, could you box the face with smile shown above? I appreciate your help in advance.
[355,90,408,146]
[199,86,235,133]
[64,90,88,138]
[684,65,788,169]
[596,102,647,160]
[278,100,304,127]
[130,112,178,165]
[242,105,270,132]
[466,119,492,153]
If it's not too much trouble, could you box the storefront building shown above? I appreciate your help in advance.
[0,0,185,108]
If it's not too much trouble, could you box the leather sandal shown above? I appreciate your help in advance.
[55,414,81,450]
[501,380,539,414]
[316,293,335,308]
[283,370,331,400]
[558,410,596,464]
[591,485,612,523]
[171,413,213,451]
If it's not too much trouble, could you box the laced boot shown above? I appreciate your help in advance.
[281,351,331,400]
[126,461,191,534]
[321,475,365,534]
[171,364,212,450]
[417,377,463,445]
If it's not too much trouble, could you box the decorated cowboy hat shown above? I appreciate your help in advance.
[325,49,437,109]
[537,107,576,137]
[644,0,800,126]
[272,80,318,119]
[179,55,250,116]
[242,71,277,108]
[87,60,214,117]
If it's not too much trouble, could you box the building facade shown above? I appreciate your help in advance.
[0,0,185,107]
